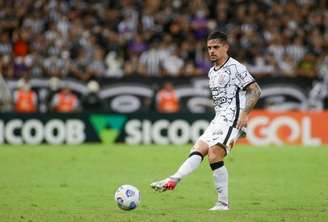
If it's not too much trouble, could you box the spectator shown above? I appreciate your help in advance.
[156,82,180,113]
[279,53,296,77]
[189,0,209,40]
[43,54,69,78]
[286,35,306,64]
[12,29,29,57]
[46,77,60,110]
[87,47,106,78]
[0,0,326,80]
[0,72,11,112]
[182,60,202,76]
[51,85,80,113]
[138,41,165,76]
[14,79,37,113]
[105,50,124,78]
[0,55,13,79]
[296,54,317,78]
[123,52,140,76]
[69,48,93,81]
[317,51,328,81]
[247,52,277,77]
[128,33,147,55]
[0,31,12,56]
[81,80,102,112]
[162,46,184,77]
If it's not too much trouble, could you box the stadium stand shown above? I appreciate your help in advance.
[0,0,327,112]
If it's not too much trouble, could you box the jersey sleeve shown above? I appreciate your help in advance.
[234,64,255,90]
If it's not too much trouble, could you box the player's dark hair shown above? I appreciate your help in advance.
[207,30,228,43]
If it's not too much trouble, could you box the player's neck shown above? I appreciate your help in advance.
[214,56,229,70]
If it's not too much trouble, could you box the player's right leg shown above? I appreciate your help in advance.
[151,139,208,192]
[208,144,229,211]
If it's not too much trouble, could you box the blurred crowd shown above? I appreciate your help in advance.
[0,0,327,82]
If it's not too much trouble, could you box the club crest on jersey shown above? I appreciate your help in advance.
[216,71,230,87]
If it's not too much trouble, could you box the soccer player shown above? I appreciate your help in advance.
[151,30,262,211]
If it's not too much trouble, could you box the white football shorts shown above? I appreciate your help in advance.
[199,120,245,154]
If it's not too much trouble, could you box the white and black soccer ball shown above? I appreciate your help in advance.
[114,185,141,210]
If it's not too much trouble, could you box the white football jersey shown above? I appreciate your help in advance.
[208,57,255,127]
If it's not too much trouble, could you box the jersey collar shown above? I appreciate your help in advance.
[213,56,230,71]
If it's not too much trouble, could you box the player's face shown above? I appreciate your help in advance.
[207,39,229,63]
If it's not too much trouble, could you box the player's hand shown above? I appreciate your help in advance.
[228,138,236,150]
[236,111,248,130]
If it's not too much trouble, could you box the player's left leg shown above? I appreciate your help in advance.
[208,144,229,211]
[208,127,245,210]
[151,139,208,192]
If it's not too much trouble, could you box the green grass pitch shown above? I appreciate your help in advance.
[0,144,328,222]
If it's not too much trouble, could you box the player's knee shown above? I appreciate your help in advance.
[208,153,223,163]
[208,146,225,163]
[192,140,209,156]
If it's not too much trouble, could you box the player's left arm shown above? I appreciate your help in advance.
[236,82,261,130]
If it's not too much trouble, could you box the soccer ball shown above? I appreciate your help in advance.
[114,185,141,210]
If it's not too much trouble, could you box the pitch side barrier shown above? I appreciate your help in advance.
[5,75,327,113]
[0,111,327,146]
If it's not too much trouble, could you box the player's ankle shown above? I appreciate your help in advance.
[168,176,181,184]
